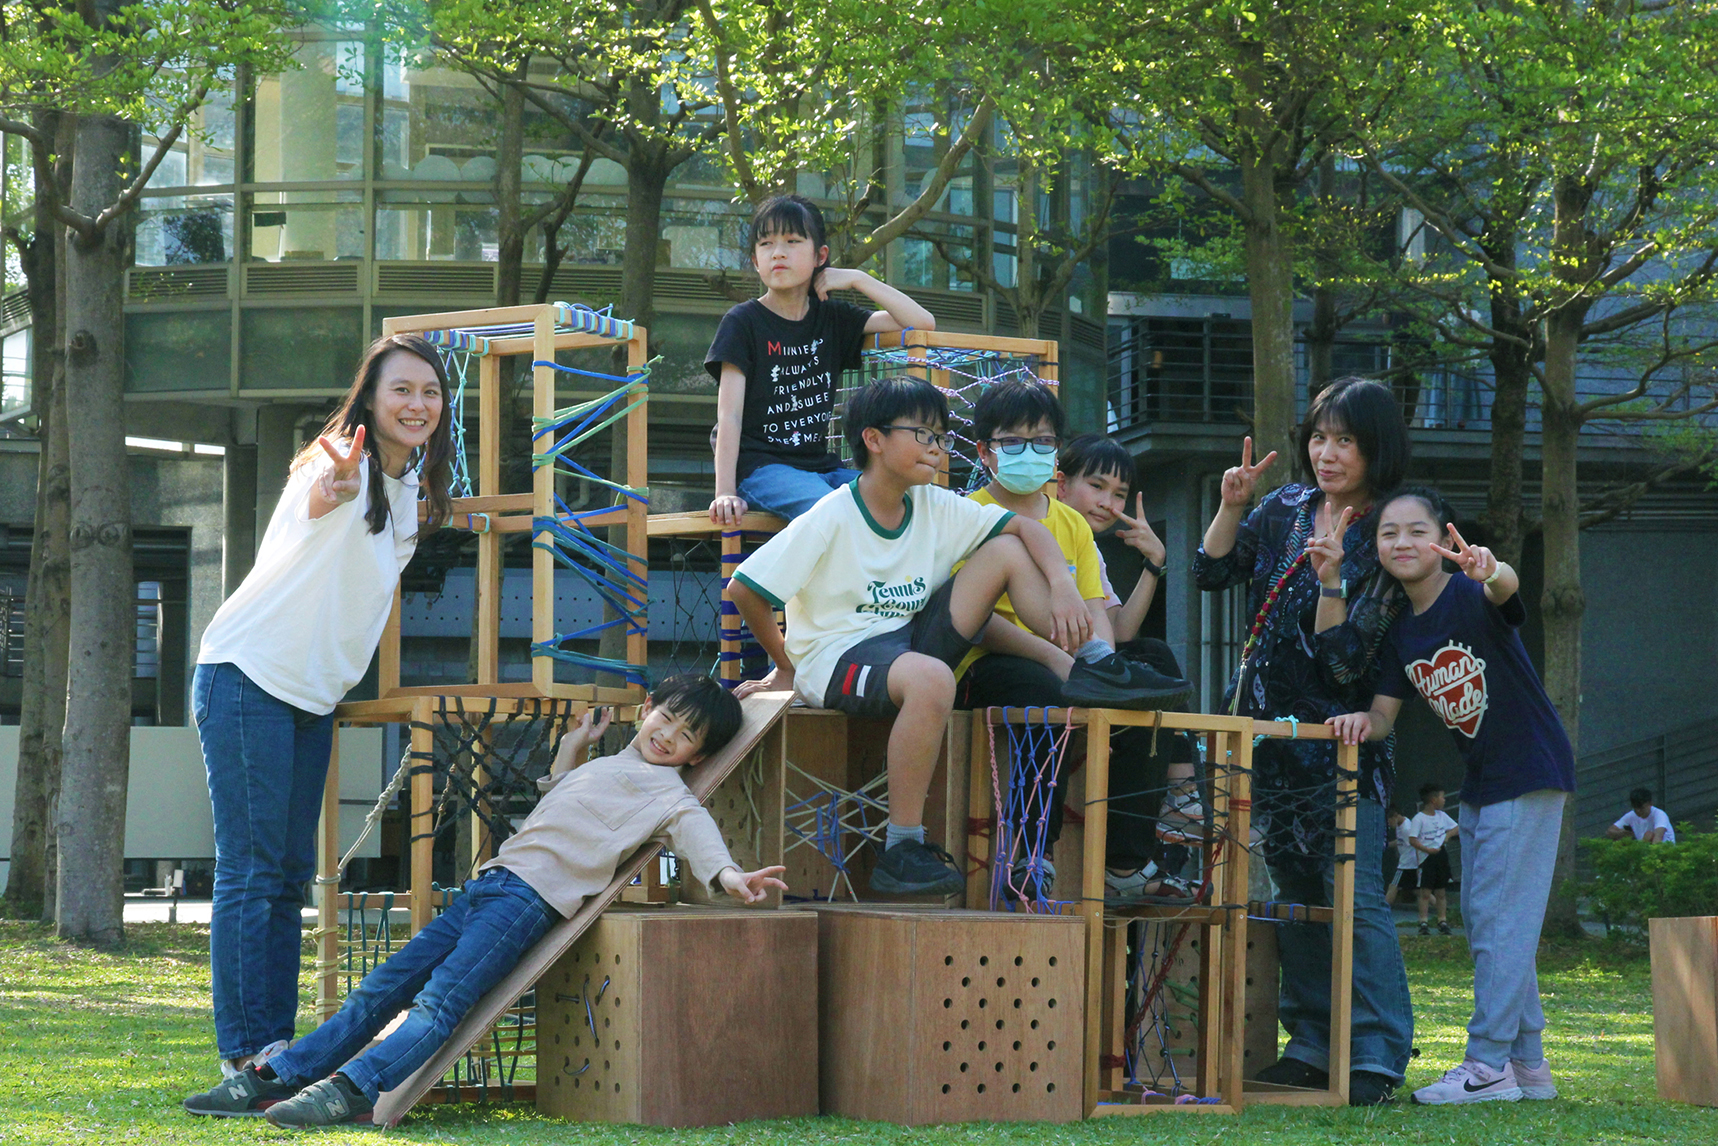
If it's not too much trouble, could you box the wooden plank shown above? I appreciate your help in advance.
[382,683,640,705]
[378,591,402,695]
[965,710,993,908]
[371,691,797,1127]
[1650,915,1718,1105]
[1081,712,1110,1117]
[476,353,502,687]
[647,509,787,537]
[1327,741,1358,1103]
[878,329,1059,359]
[384,302,557,334]
[531,310,556,697]
[625,334,650,680]
[1225,731,1252,1111]
[480,331,625,356]
[315,733,341,1020]
[408,698,435,934]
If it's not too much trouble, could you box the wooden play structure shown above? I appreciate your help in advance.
[309,310,1363,1127]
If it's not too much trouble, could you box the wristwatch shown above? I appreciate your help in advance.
[1141,556,1166,581]
[1320,579,1347,600]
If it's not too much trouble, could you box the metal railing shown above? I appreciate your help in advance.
[0,586,163,679]
[1574,715,1718,839]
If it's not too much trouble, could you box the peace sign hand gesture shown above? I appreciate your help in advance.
[1430,524,1497,583]
[1113,493,1166,566]
[1305,505,1352,589]
[1219,436,1278,509]
[315,424,367,507]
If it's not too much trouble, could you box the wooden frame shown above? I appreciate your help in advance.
[379,302,650,706]
[965,707,1359,1116]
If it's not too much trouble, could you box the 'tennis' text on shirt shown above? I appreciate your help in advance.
[856,577,928,618]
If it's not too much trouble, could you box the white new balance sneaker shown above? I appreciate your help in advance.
[1410,1059,1523,1105]
[1511,1057,1558,1100]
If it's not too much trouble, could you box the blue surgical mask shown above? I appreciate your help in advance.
[993,449,1056,494]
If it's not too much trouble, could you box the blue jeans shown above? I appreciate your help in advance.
[737,463,859,520]
[269,868,559,1102]
[194,662,336,1061]
[1270,797,1414,1080]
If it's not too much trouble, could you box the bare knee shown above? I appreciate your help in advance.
[890,653,956,709]
[968,533,1027,568]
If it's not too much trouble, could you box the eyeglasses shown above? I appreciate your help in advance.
[988,435,1060,456]
[879,425,951,450]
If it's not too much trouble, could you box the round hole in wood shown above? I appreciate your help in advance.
[961,1019,970,1029]
[994,1062,1004,1072]
[1047,1083,1056,1093]
[1047,998,1057,1008]
[943,1041,952,1051]
[943,998,952,1008]
[1031,977,1040,987]
[945,955,954,965]
[1012,1083,1021,1093]
[978,1040,987,1051]
[977,1084,987,1094]
[1047,1039,1057,1050]
[1048,956,1057,966]
[996,1019,1004,1029]
[980,956,989,966]
[1014,955,1023,966]
[614,1083,620,1094]
[1013,1040,1022,1051]
[1030,1019,1040,1029]
[1013,998,1022,1008]
[996,976,1005,987]
[960,1062,969,1073]
[979,998,988,1008]
[942,1084,951,1093]
[961,976,970,987]
[1030,1061,1038,1071]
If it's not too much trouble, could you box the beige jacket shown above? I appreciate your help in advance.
[480,743,738,918]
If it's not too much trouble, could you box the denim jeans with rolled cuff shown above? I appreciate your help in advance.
[1269,796,1415,1081]
[268,868,559,1102]
[194,661,335,1061]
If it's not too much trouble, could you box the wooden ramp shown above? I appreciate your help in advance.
[371,691,796,1128]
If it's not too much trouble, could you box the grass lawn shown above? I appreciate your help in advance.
[1,920,1713,1144]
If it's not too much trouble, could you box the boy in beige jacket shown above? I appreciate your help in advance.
[184,675,786,1128]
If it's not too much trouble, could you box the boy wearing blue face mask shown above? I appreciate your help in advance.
[952,382,1192,899]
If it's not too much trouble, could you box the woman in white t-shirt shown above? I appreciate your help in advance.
[193,334,452,1080]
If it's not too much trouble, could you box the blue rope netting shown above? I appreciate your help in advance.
[990,707,1073,914]
[423,304,652,688]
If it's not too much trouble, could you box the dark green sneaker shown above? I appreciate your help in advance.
[263,1075,374,1129]
[182,1066,297,1117]
[871,839,965,896]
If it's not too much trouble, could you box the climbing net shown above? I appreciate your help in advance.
[782,762,890,902]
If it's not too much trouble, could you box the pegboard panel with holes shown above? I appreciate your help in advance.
[807,905,1083,1124]
[536,906,817,1126]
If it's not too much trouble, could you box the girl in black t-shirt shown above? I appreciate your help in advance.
[705,194,935,524]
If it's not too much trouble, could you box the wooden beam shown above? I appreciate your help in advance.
[647,510,787,538]
[314,732,341,1021]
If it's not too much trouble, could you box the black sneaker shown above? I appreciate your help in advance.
[264,1075,373,1129]
[183,1066,297,1118]
[1349,1070,1397,1106]
[1439,920,1452,936]
[1253,1057,1331,1089]
[1419,922,1430,936]
[1062,653,1193,711]
[871,839,966,896]
[1007,856,1056,902]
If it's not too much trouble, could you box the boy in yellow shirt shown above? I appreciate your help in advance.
[954,381,1190,898]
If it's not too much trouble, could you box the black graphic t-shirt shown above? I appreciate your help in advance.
[1375,574,1575,807]
[704,296,873,479]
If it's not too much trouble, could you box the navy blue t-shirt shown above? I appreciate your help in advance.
[704,296,872,479]
[1375,575,1575,807]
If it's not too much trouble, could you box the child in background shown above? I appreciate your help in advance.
[1607,786,1676,843]
[1408,783,1457,936]
[1384,806,1410,906]
[728,376,1094,897]
[707,194,935,525]
[1329,486,1574,1105]
[184,676,787,1128]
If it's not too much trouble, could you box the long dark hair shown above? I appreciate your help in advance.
[1296,377,1412,495]
[293,333,454,536]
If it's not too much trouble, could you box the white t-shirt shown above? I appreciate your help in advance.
[199,455,421,714]
[1614,807,1676,843]
[1393,819,1417,869]
[1408,809,1457,859]
[732,480,1012,707]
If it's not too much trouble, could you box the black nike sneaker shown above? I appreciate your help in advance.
[1062,652,1193,710]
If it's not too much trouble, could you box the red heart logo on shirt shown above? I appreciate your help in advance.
[1406,642,1488,738]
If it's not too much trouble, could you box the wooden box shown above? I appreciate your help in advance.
[1650,915,1718,1105]
[535,906,818,1126]
[808,905,1084,1124]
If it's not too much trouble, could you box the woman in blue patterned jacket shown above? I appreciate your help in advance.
[1193,377,1414,1106]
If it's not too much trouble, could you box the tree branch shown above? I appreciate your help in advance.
[845,94,995,267]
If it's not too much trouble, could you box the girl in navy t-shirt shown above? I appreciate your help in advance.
[1323,486,1573,1107]
[705,194,935,525]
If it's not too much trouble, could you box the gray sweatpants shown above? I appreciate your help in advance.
[1459,788,1567,1069]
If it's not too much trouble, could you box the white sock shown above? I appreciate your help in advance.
[886,822,925,851]
[1077,639,1114,664]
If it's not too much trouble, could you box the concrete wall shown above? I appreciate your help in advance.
[0,726,387,883]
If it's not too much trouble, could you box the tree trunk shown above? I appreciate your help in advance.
[495,78,525,307]
[1483,267,1532,566]
[1305,156,1338,394]
[1011,160,1041,339]
[1238,144,1298,486]
[618,142,667,334]
[4,153,68,918]
[56,110,134,946]
[1536,175,1593,942]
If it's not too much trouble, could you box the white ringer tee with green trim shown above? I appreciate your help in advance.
[732,480,1013,707]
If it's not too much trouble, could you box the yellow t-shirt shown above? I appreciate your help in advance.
[955,487,1106,679]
